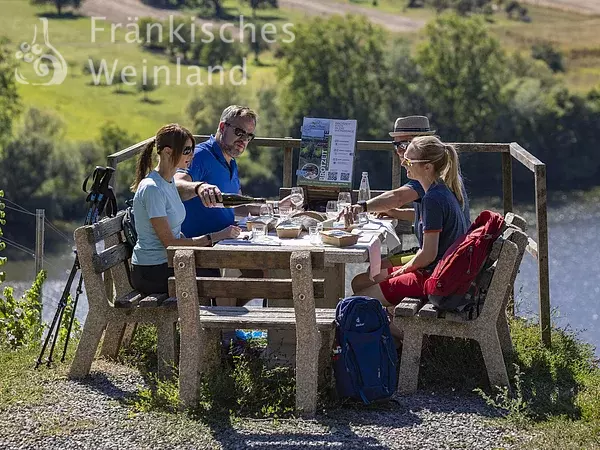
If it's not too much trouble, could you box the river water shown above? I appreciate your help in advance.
[4,202,600,356]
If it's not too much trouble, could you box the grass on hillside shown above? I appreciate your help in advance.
[2,0,600,142]
[0,0,291,141]
[334,0,600,92]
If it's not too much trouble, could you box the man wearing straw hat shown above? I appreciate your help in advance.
[348,115,471,267]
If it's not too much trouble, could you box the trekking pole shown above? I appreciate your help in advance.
[59,269,84,363]
[35,166,116,368]
[56,167,116,362]
[34,256,80,369]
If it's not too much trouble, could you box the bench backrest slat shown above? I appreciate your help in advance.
[93,242,130,273]
[84,212,124,244]
[74,213,135,312]
[477,227,528,322]
[167,277,325,300]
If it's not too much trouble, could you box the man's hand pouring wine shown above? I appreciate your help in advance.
[195,182,223,207]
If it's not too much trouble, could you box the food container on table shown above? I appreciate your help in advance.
[320,230,360,247]
[246,216,277,231]
[276,224,302,238]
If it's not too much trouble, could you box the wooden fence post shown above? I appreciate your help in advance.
[283,142,293,188]
[502,152,513,216]
[392,150,401,190]
[35,209,45,276]
[535,164,551,347]
[502,152,515,315]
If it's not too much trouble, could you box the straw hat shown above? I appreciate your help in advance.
[389,115,436,138]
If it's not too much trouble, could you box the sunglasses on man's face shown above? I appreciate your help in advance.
[401,156,431,167]
[392,140,410,152]
[225,122,255,142]
[182,145,194,155]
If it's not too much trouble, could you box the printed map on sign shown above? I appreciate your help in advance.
[297,118,357,188]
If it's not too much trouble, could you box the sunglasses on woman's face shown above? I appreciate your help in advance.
[392,140,410,152]
[225,122,255,142]
[182,145,194,155]
[401,157,431,167]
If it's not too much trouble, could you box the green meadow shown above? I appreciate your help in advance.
[1,0,290,141]
[336,0,600,93]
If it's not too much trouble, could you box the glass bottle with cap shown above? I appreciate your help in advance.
[357,172,371,224]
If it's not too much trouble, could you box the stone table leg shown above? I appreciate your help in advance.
[322,263,345,308]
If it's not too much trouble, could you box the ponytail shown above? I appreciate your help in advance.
[440,144,464,208]
[131,139,155,192]
[130,124,194,192]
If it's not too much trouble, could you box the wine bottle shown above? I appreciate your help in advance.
[219,193,267,208]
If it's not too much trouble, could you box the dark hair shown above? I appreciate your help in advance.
[131,123,194,191]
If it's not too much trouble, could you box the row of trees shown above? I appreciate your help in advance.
[2,13,600,253]
[138,17,247,66]
[407,0,531,22]
[142,0,278,18]
[267,13,600,196]
[30,0,278,18]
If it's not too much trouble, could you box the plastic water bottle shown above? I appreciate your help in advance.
[358,172,371,224]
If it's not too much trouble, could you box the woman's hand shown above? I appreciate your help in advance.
[389,266,406,278]
[213,225,242,241]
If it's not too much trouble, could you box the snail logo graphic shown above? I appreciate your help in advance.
[15,18,67,86]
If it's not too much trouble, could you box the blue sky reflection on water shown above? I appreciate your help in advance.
[516,215,600,355]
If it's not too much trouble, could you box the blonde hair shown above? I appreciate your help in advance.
[409,135,465,207]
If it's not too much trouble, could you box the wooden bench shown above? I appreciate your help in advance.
[69,212,179,380]
[393,213,529,394]
[167,246,336,418]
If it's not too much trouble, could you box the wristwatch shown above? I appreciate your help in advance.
[358,200,368,212]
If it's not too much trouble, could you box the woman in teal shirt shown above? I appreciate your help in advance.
[131,123,240,295]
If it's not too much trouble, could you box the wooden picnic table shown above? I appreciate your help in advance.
[218,218,399,308]
[207,219,400,365]
[166,217,409,412]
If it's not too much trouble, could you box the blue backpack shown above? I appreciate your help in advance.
[333,296,398,404]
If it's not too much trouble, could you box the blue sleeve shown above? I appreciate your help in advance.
[141,184,167,219]
[421,196,443,233]
[404,179,425,199]
[177,152,206,181]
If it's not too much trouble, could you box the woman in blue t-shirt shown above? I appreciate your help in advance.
[352,136,468,306]
[131,124,240,295]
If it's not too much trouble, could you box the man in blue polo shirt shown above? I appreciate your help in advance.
[174,105,261,237]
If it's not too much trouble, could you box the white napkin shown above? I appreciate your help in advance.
[368,218,401,250]
[368,238,382,281]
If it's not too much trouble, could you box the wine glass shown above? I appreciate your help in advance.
[326,201,338,220]
[279,205,292,220]
[290,187,304,211]
[337,192,351,212]
[259,203,272,218]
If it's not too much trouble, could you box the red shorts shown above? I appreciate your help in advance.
[379,266,430,306]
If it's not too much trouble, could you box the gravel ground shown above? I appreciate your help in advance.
[0,359,526,450]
